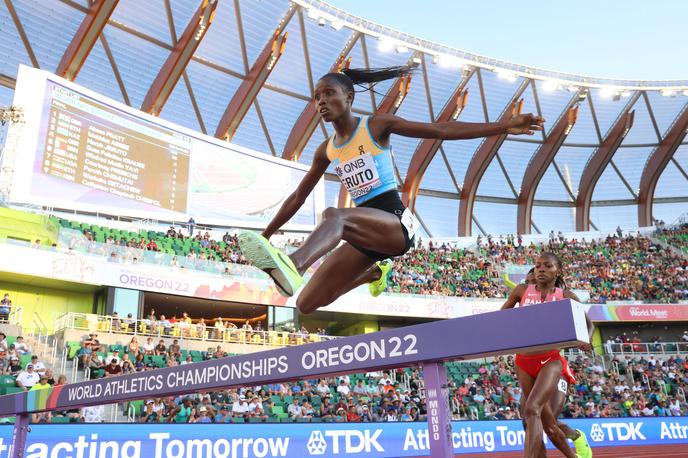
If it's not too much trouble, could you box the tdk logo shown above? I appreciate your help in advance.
[307,431,327,455]
[307,430,384,455]
[589,423,646,442]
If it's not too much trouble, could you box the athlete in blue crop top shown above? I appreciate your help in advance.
[238,66,544,313]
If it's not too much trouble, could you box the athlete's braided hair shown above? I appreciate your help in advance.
[319,66,415,100]
[539,251,568,290]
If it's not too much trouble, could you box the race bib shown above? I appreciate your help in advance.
[400,208,419,239]
[335,153,381,199]
[557,378,568,394]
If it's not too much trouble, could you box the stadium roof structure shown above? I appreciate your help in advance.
[1,0,687,236]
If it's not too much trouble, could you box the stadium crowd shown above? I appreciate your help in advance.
[657,223,688,255]
[58,215,688,304]
[389,230,688,303]
[0,320,685,424]
[112,352,688,424]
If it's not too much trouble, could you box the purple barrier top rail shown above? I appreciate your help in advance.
[0,300,588,416]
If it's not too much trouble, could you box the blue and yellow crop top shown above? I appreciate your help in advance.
[325,116,398,206]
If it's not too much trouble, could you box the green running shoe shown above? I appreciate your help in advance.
[573,429,592,458]
[369,259,393,297]
[237,232,303,297]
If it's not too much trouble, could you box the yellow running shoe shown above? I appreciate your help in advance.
[238,232,303,296]
[369,259,393,297]
[573,429,592,458]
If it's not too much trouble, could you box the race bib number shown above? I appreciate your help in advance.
[400,208,419,239]
[557,378,568,394]
[335,153,381,199]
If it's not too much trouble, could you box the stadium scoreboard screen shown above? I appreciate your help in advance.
[4,66,323,228]
[42,84,191,212]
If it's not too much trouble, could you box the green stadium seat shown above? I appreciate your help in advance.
[0,375,16,387]
[248,417,263,423]
[296,417,310,423]
[279,417,295,423]
[51,416,71,423]
[231,417,245,423]
[3,387,23,395]
[271,406,284,415]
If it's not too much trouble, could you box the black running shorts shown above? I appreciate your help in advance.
[350,190,415,261]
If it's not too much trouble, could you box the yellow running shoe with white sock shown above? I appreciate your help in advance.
[573,429,592,458]
[369,259,393,297]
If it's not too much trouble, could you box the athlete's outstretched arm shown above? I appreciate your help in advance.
[501,284,527,310]
[371,108,544,142]
[262,142,330,239]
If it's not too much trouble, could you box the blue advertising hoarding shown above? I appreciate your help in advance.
[0,417,685,457]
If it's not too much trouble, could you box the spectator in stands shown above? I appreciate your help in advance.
[16,364,39,390]
[231,395,249,420]
[336,379,350,397]
[126,337,140,357]
[82,404,104,423]
[77,342,93,368]
[0,349,7,374]
[0,294,11,322]
[143,337,155,355]
[170,398,193,423]
[154,339,166,356]
[159,315,171,335]
[7,356,21,376]
[287,398,303,419]
[104,358,122,377]
[169,340,181,360]
[141,401,159,423]
[214,318,225,340]
[14,336,30,356]
[0,333,7,353]
[30,355,45,375]
[242,321,253,340]
[166,226,176,238]
[196,318,207,339]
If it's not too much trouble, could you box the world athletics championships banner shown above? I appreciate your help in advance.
[0,418,685,457]
[586,304,688,322]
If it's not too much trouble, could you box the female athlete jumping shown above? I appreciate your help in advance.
[239,66,544,313]
[503,254,593,458]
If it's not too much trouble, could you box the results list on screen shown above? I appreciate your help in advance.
[41,85,191,212]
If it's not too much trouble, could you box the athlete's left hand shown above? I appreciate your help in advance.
[506,113,545,135]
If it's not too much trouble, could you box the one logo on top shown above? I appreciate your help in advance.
[589,423,605,442]
[307,430,327,455]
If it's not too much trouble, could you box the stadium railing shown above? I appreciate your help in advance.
[53,312,336,347]
[604,341,688,355]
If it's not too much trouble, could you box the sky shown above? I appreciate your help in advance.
[327,0,687,81]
